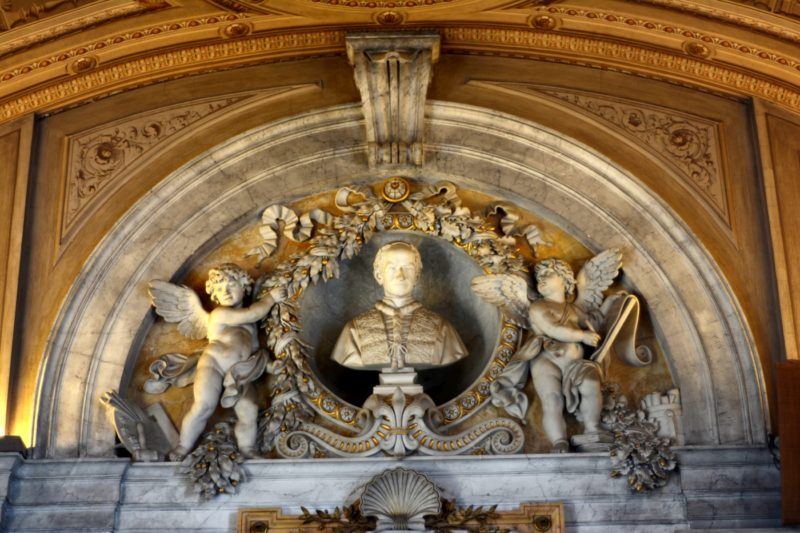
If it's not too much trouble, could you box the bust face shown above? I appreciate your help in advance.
[374,246,421,299]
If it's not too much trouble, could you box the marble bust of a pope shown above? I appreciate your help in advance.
[331,241,468,370]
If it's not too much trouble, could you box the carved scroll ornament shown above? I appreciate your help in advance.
[347,32,440,168]
[63,95,246,238]
[537,88,729,222]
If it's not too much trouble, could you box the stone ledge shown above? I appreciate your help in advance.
[0,447,782,532]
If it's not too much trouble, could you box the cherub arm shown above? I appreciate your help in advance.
[212,286,286,326]
[528,303,600,346]
[574,306,600,331]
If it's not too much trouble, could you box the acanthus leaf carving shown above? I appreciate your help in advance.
[602,384,679,493]
[534,87,730,223]
[62,94,250,240]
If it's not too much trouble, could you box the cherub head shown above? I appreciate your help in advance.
[373,241,422,299]
[205,264,253,307]
[534,258,576,298]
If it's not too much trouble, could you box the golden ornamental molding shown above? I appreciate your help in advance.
[731,0,800,17]
[0,29,345,122]
[3,1,797,88]
[440,27,800,109]
[542,5,800,73]
[3,22,800,122]
[0,14,246,84]
[1,0,76,31]
[636,0,800,44]
[6,6,798,89]
[0,0,172,59]
[220,0,456,8]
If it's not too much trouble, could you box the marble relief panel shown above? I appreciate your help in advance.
[125,182,675,456]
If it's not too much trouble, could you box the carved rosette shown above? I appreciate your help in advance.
[535,87,729,224]
[62,95,249,240]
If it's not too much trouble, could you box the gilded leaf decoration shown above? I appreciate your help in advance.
[1,0,84,31]
[537,88,729,221]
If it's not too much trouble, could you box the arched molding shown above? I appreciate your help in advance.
[4,1,800,122]
[34,101,768,458]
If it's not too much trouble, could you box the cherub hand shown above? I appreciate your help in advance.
[582,331,601,346]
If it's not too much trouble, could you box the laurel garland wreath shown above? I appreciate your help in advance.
[170,177,675,497]
[249,178,545,455]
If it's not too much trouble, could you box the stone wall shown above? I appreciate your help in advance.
[0,447,780,532]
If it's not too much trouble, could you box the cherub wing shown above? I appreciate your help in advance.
[471,274,533,327]
[148,280,209,340]
[574,248,622,313]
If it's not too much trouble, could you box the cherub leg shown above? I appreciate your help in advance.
[531,355,568,452]
[171,360,223,460]
[233,384,259,457]
[576,366,604,433]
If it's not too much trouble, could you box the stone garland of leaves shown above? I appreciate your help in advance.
[299,502,376,533]
[425,500,508,533]
[602,385,677,493]
[299,499,517,533]
[179,421,245,499]
[253,183,540,455]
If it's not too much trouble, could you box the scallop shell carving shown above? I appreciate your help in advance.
[361,468,442,531]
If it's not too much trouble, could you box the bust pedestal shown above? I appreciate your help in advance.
[373,367,423,396]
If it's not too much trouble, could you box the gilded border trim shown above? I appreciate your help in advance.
[440,27,800,108]
[0,29,346,121]
[2,24,800,122]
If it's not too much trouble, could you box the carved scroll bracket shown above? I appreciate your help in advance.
[346,32,440,168]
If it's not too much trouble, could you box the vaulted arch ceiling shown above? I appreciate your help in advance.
[2,0,800,122]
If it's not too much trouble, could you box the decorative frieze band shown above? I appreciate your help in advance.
[3,22,800,123]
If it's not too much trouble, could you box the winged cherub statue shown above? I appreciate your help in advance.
[472,249,651,452]
[144,264,285,460]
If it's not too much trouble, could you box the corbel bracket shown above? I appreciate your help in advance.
[346,32,440,168]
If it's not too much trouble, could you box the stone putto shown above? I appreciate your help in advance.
[144,264,284,460]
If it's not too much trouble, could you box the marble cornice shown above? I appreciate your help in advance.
[1,1,800,121]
